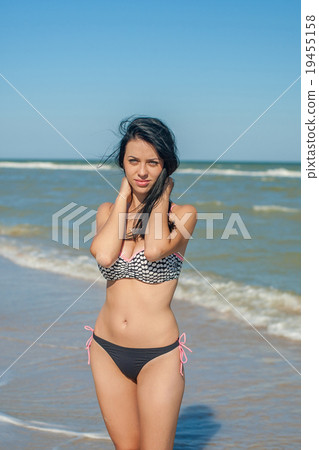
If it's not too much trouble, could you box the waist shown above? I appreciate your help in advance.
[95,302,179,347]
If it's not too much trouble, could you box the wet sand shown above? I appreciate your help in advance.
[0,255,300,448]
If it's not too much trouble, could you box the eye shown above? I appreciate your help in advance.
[128,159,158,165]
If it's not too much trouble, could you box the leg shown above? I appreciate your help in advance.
[137,346,185,450]
[89,338,140,449]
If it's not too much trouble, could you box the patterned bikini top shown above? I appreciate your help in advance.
[97,201,184,284]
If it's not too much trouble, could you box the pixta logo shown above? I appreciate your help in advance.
[52,204,251,249]
[52,202,96,249]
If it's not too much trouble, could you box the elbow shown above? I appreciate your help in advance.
[90,237,99,258]
[90,243,113,268]
[90,243,97,259]
[144,252,155,262]
[95,253,114,268]
[144,249,163,262]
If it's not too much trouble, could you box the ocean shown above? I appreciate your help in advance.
[0,159,300,448]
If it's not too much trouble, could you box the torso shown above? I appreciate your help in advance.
[94,202,187,347]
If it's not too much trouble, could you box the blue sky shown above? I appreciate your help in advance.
[0,0,300,162]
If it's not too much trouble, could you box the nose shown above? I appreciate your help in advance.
[138,164,148,178]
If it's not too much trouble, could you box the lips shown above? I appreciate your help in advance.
[135,180,150,186]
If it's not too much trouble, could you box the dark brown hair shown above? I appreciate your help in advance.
[98,115,180,240]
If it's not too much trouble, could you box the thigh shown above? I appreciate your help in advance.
[137,346,185,450]
[89,338,140,449]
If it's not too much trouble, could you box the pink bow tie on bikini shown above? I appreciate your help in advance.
[178,333,192,376]
[84,326,192,376]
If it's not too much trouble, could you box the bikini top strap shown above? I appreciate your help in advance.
[169,200,175,213]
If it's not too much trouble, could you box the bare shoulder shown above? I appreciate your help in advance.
[97,201,113,211]
[172,202,197,216]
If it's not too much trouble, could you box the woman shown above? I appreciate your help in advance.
[84,116,197,450]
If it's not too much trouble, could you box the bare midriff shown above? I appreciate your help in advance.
[94,277,180,348]
[93,202,186,348]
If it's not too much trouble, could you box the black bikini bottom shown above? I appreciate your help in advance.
[84,325,192,382]
[93,331,180,383]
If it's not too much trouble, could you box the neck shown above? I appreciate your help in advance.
[128,193,171,212]
[129,192,147,211]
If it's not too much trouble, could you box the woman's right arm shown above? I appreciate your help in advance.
[90,178,131,267]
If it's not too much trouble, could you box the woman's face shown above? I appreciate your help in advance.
[123,139,164,191]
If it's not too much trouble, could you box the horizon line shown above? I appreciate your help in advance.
[0,158,301,164]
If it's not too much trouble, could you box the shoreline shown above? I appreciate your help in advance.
[0,254,300,448]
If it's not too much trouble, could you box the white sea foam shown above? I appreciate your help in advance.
[0,238,99,281]
[253,205,300,213]
[179,167,300,178]
[175,272,300,342]
[0,238,300,342]
[194,200,223,206]
[0,161,301,178]
[0,161,112,171]
[0,411,109,440]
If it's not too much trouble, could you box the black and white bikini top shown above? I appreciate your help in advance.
[97,202,184,284]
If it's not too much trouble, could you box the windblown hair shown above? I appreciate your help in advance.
[97,115,180,240]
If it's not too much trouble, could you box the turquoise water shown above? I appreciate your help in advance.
[0,159,300,341]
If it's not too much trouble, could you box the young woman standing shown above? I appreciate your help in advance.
[85,116,197,449]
